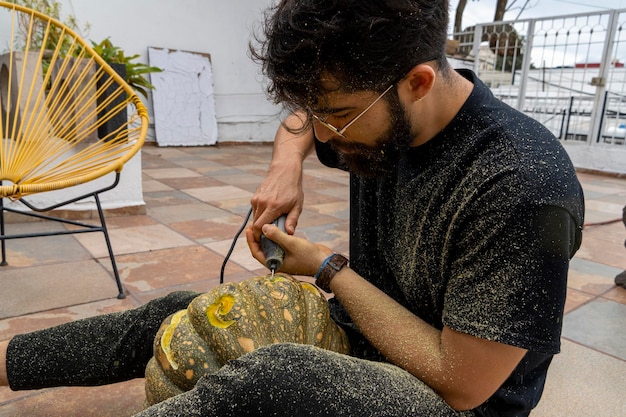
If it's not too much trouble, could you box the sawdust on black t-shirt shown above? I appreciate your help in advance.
[317,69,584,417]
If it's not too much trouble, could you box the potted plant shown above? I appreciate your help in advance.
[90,38,162,138]
[90,37,162,99]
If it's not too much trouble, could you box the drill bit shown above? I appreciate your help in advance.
[261,214,287,278]
[268,262,278,278]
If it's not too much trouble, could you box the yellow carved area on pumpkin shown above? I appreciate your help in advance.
[207,294,237,328]
[161,310,187,370]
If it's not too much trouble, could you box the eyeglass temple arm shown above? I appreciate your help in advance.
[338,83,396,134]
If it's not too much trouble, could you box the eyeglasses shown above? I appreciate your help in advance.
[311,82,396,139]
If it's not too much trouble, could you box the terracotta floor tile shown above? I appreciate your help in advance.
[582,221,625,244]
[181,185,252,203]
[583,210,615,225]
[304,190,347,205]
[296,208,347,229]
[143,147,191,159]
[602,285,626,304]
[115,245,243,293]
[567,259,620,295]
[147,203,234,225]
[531,339,626,417]
[576,234,626,270]
[0,260,120,319]
[75,224,194,259]
[130,279,217,306]
[141,179,173,193]
[0,297,138,341]
[166,157,220,169]
[307,201,350,219]
[210,173,265,187]
[0,379,146,417]
[169,215,248,242]
[299,223,350,253]
[302,175,349,191]
[602,193,626,206]
[584,199,624,217]
[231,181,267,194]
[104,214,159,229]
[143,167,202,179]
[564,288,595,313]
[192,166,247,176]
[581,181,626,196]
[158,175,225,190]
[562,298,626,360]
[208,196,255,217]
[304,168,351,185]
[1,223,91,268]
[140,156,179,170]
[204,237,263,272]
[142,189,200,207]
[315,184,350,198]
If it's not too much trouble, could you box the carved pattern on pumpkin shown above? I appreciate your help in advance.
[144,273,351,407]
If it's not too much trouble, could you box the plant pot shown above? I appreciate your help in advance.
[97,62,128,140]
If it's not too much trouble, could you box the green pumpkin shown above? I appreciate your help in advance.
[144,273,351,406]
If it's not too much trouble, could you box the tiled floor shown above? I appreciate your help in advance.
[0,143,625,416]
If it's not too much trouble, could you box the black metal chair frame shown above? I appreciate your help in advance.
[0,173,126,299]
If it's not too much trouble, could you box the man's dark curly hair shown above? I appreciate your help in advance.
[251,0,450,113]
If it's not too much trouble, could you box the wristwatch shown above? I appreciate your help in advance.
[314,253,349,293]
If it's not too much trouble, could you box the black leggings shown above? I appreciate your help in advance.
[7,291,198,389]
[7,291,476,417]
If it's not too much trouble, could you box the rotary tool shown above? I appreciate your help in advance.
[261,214,287,278]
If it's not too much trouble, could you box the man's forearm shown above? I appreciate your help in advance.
[270,111,315,165]
[251,112,315,235]
[329,268,526,410]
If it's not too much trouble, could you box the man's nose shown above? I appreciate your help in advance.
[312,123,335,143]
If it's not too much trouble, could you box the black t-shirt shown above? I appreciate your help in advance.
[318,70,584,417]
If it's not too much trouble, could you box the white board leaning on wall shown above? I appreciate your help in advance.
[148,47,218,146]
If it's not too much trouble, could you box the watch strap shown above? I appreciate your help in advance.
[314,253,349,293]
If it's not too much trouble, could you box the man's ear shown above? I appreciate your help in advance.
[399,63,436,103]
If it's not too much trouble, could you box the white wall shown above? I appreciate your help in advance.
[65,0,282,143]
[563,143,626,175]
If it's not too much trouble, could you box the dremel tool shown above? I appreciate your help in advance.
[261,214,287,278]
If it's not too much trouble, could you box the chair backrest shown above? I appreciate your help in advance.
[0,1,148,199]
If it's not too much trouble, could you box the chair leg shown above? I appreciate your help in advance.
[93,193,126,299]
[0,197,7,266]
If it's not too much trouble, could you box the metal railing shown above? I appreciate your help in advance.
[450,9,626,147]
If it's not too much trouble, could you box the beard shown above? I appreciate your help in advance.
[328,94,415,178]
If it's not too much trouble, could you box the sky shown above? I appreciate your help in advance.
[454,0,626,29]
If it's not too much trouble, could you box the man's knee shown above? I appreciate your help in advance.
[198,343,333,395]
[221,343,324,378]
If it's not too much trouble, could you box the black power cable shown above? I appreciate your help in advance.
[219,206,254,284]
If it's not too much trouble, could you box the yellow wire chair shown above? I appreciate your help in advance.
[0,2,149,299]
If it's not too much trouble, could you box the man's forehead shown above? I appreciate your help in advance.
[319,73,342,91]
[312,73,375,111]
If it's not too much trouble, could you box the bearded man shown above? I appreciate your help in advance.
[1,1,584,416]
